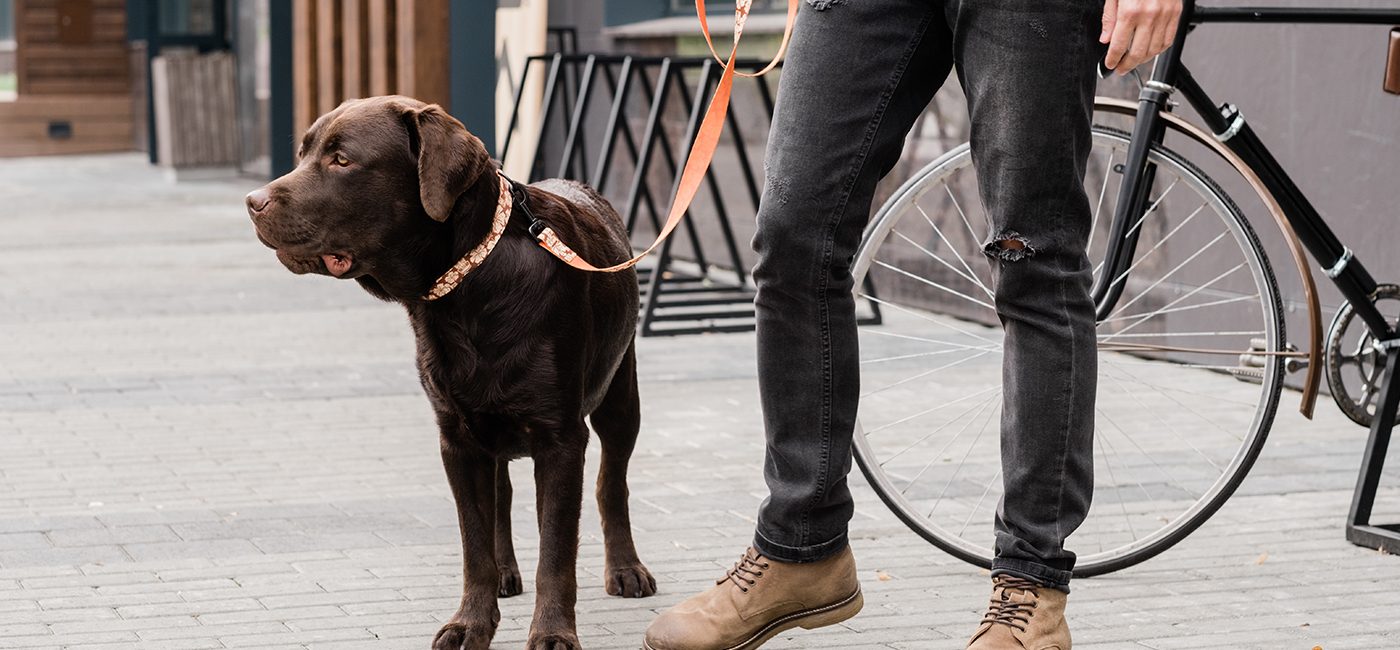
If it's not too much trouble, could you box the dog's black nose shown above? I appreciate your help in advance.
[246,188,271,216]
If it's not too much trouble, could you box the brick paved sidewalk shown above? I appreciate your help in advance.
[1,154,1398,649]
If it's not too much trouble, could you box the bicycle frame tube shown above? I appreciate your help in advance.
[1173,68,1394,339]
[1194,6,1400,25]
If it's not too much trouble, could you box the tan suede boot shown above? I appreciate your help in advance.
[966,575,1070,650]
[643,546,863,650]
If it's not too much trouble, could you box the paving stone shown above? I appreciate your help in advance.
[0,154,1397,648]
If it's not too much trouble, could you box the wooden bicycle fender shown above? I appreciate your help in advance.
[1093,97,1322,419]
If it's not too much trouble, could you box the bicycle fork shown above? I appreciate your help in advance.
[1091,4,1195,320]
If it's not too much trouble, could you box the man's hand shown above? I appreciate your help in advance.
[1101,0,1184,76]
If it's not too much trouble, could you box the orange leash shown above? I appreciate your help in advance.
[530,0,800,273]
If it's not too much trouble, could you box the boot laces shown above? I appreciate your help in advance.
[720,551,770,593]
[980,576,1041,632]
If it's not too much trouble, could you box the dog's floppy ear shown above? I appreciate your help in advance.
[402,103,491,222]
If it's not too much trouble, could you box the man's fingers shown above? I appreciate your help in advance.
[1101,0,1119,43]
[1104,12,1136,71]
[1105,0,1184,74]
[1159,12,1181,53]
[1126,24,1154,71]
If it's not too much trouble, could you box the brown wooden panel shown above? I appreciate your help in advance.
[55,0,95,44]
[0,95,135,157]
[395,0,449,107]
[315,0,342,115]
[19,0,124,7]
[0,119,132,141]
[293,0,319,138]
[0,137,133,157]
[19,24,126,43]
[341,0,369,100]
[14,0,130,97]
[20,44,130,59]
[26,78,130,94]
[25,57,130,78]
[0,95,133,120]
[367,0,396,96]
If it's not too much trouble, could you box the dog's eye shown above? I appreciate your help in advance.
[333,153,351,167]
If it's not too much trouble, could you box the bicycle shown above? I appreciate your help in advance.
[851,2,1400,577]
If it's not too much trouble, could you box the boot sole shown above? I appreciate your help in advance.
[642,587,864,650]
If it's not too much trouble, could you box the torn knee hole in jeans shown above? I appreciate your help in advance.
[984,232,1036,262]
[806,0,844,9]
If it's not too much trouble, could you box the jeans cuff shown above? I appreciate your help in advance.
[752,528,849,564]
[991,558,1073,593]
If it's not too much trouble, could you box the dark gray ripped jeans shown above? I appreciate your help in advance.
[750,0,1103,590]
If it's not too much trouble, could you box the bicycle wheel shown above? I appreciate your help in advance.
[852,124,1287,576]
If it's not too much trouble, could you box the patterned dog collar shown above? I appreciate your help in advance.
[422,171,513,301]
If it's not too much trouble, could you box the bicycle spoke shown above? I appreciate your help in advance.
[872,259,996,311]
[1098,293,1260,326]
[1100,329,1264,340]
[862,348,984,365]
[1090,149,1115,239]
[1094,425,1139,542]
[916,200,995,300]
[1125,178,1182,238]
[1100,356,1259,432]
[959,466,1003,537]
[1103,262,1251,343]
[858,292,1001,347]
[1107,199,1209,291]
[1103,230,1230,322]
[928,395,1001,518]
[1103,359,1257,372]
[891,228,992,300]
[1099,362,1225,472]
[894,391,1001,492]
[943,183,992,284]
[1097,403,1192,506]
[862,350,992,398]
[860,325,998,352]
[867,384,1002,437]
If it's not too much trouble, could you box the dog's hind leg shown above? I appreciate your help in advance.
[589,343,657,598]
[494,459,524,597]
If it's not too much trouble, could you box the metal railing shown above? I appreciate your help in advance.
[503,45,881,336]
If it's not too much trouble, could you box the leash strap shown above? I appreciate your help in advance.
[529,0,800,273]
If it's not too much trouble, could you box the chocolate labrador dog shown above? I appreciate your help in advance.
[245,95,655,650]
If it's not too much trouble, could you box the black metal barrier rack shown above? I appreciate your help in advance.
[501,51,881,336]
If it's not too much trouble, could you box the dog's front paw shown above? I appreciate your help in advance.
[527,630,582,650]
[433,620,493,650]
[605,563,657,598]
[498,563,524,597]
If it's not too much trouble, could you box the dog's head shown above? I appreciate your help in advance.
[246,95,491,280]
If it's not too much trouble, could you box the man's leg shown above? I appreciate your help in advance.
[949,0,1104,647]
[751,0,955,566]
[646,1,953,647]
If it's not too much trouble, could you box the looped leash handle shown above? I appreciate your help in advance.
[533,0,800,273]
